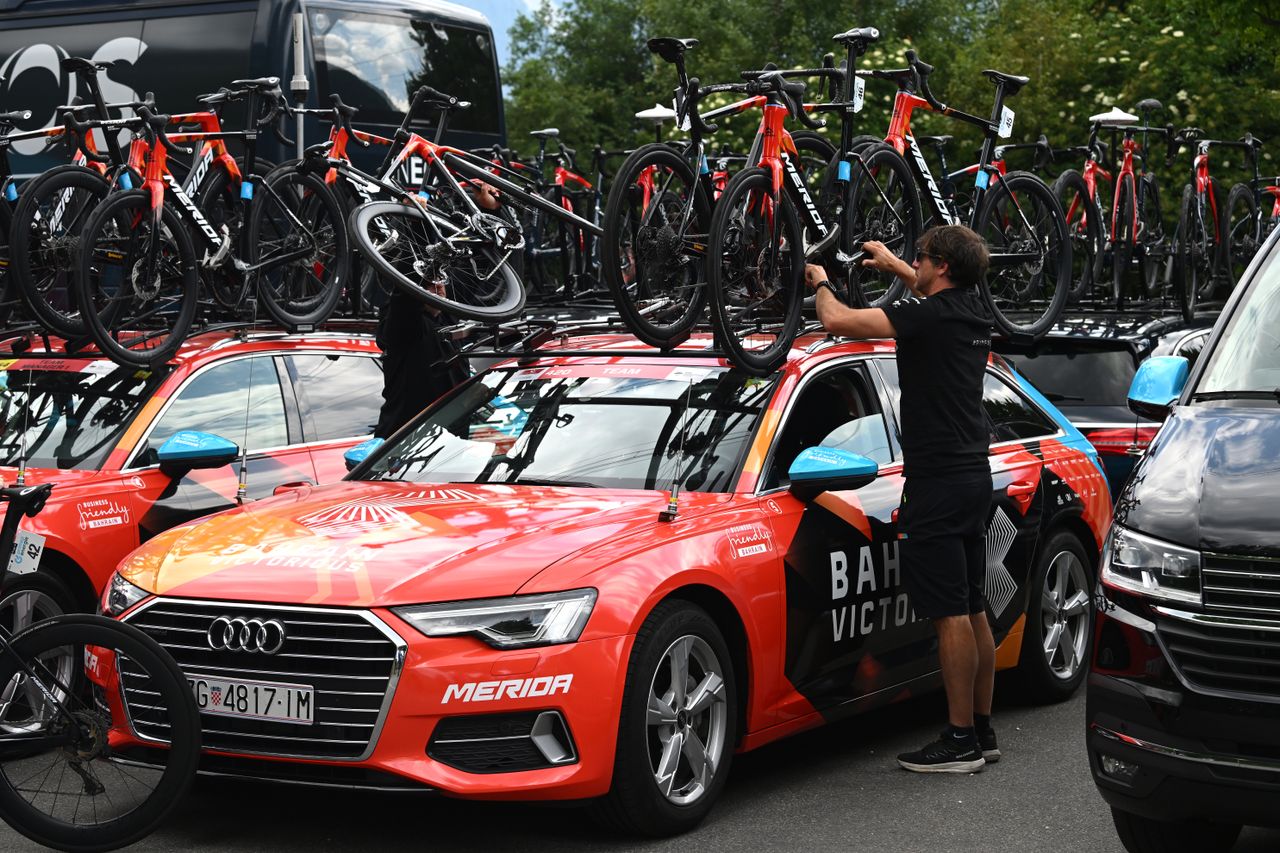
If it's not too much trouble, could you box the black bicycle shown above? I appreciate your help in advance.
[0,482,200,851]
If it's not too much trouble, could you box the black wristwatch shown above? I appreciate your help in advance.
[815,280,845,305]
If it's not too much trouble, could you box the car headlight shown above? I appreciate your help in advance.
[393,589,597,648]
[1101,524,1201,604]
[102,572,151,616]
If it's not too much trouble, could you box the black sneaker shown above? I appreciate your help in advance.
[897,732,986,774]
[978,727,1000,763]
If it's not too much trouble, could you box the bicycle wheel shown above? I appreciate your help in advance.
[1225,182,1260,286]
[8,166,113,338]
[1136,176,1163,299]
[349,199,524,320]
[525,190,578,300]
[75,190,200,368]
[247,167,348,328]
[1111,175,1135,309]
[1174,183,1209,321]
[1051,169,1099,301]
[846,143,920,308]
[601,143,711,348]
[973,170,1070,340]
[0,613,199,852]
[707,167,804,376]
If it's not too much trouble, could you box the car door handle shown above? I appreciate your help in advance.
[1007,480,1037,496]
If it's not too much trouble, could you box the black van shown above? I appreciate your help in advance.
[1088,225,1280,852]
[0,0,505,175]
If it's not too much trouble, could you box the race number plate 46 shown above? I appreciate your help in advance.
[189,676,314,724]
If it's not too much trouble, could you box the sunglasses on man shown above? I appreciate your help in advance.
[914,249,944,264]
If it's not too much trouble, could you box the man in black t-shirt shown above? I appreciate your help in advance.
[806,225,996,774]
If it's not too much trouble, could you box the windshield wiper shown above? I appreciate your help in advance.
[506,477,599,488]
[1189,389,1280,402]
[1040,391,1086,402]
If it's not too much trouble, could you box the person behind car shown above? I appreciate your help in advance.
[373,183,502,439]
[805,224,995,774]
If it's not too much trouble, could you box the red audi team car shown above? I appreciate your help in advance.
[0,328,385,627]
[104,332,1112,834]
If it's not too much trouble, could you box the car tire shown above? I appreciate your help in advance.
[0,570,76,632]
[1111,807,1241,853]
[1016,529,1093,703]
[592,600,737,837]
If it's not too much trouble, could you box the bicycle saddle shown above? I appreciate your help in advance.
[1135,98,1163,112]
[529,127,560,139]
[230,76,281,91]
[647,38,699,63]
[833,27,879,46]
[1090,107,1138,127]
[60,57,114,74]
[918,134,953,147]
[981,69,1029,96]
[635,103,677,123]
[0,483,54,517]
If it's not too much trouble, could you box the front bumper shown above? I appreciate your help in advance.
[1087,590,1280,828]
[116,598,632,800]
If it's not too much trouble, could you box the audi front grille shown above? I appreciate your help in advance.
[121,598,406,760]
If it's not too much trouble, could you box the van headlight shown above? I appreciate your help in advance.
[1101,525,1201,604]
[393,589,597,648]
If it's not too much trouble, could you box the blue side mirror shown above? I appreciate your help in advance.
[787,446,879,500]
[1128,356,1189,421]
[344,437,385,472]
[157,431,239,478]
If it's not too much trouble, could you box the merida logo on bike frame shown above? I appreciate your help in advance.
[783,152,824,231]
[906,135,957,225]
[184,146,214,196]
[163,174,220,243]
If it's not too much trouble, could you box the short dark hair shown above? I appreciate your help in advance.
[918,225,989,289]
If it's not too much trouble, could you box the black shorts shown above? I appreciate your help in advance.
[898,473,993,619]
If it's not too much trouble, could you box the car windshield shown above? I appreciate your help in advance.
[363,364,774,491]
[1002,347,1135,406]
[1196,246,1280,396]
[0,360,166,470]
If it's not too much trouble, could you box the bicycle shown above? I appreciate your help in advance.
[1225,133,1277,285]
[0,481,200,851]
[600,36,846,349]
[331,84,528,320]
[73,88,350,367]
[1168,126,1251,320]
[857,49,1071,339]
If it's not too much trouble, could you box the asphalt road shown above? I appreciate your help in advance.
[4,679,1279,852]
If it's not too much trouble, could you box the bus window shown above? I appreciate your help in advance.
[309,8,500,136]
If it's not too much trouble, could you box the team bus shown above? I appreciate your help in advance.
[0,0,505,174]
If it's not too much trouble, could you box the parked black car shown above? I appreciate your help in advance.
[1088,227,1280,853]
[994,312,1215,496]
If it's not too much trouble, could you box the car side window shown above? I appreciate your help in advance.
[764,364,892,490]
[982,372,1058,442]
[134,357,288,467]
[289,354,384,442]
[1176,332,1209,368]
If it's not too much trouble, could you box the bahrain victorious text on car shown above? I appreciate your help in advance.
[101,333,1111,836]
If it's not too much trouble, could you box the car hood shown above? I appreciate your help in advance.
[1117,405,1280,556]
[119,481,730,606]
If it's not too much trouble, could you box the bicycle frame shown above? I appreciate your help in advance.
[877,79,1041,267]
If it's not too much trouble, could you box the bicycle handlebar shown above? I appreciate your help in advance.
[330,93,368,148]
[904,50,945,112]
[60,110,112,164]
[683,78,718,135]
[137,105,192,156]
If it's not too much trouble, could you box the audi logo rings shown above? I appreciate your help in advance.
[207,617,287,655]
